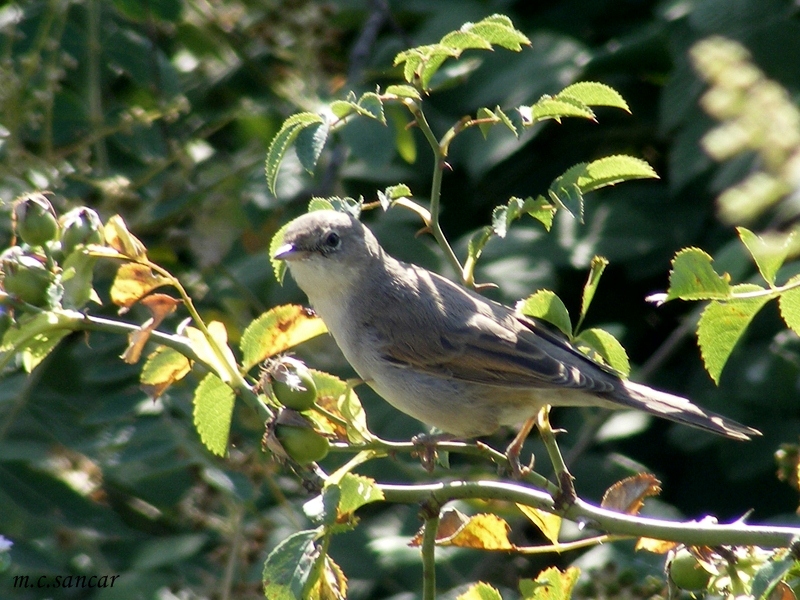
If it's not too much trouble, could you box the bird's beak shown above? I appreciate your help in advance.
[273,243,303,261]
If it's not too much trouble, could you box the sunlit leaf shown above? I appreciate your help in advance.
[357,92,385,124]
[104,215,147,260]
[0,311,75,373]
[737,227,794,286]
[411,509,515,550]
[579,256,608,326]
[456,582,504,600]
[521,97,595,124]
[464,15,530,50]
[110,263,172,309]
[309,555,348,600]
[558,82,630,112]
[517,290,572,338]
[601,473,661,515]
[516,504,561,544]
[578,155,658,194]
[384,84,420,99]
[141,345,192,399]
[519,566,580,600]
[262,529,319,600]
[193,372,235,456]
[121,293,181,364]
[295,120,329,174]
[266,112,325,194]
[750,556,796,600]
[778,275,800,335]
[330,473,384,519]
[441,30,493,51]
[575,328,630,377]
[270,221,290,284]
[240,305,327,372]
[477,107,497,139]
[665,247,732,301]
[185,321,237,383]
[698,284,771,384]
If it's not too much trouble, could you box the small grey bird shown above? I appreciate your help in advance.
[274,210,759,467]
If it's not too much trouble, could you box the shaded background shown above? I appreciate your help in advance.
[1,0,799,598]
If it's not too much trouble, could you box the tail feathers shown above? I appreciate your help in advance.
[616,381,761,441]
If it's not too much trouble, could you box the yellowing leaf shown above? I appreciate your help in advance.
[601,473,661,515]
[121,294,181,364]
[516,504,561,545]
[457,582,504,600]
[193,372,235,456]
[110,263,172,309]
[185,321,238,383]
[519,566,580,600]
[635,538,678,553]
[240,304,328,372]
[141,346,192,399]
[104,215,147,260]
[411,509,514,550]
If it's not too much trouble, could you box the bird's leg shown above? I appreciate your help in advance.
[505,416,537,478]
[411,431,455,472]
[536,406,576,508]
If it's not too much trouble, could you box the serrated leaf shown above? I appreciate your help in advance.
[240,305,327,372]
[579,256,608,326]
[385,84,420,99]
[466,226,493,270]
[295,120,330,173]
[331,473,384,519]
[601,473,661,515]
[140,345,192,399]
[494,105,518,137]
[270,221,290,284]
[193,372,235,456]
[558,82,630,112]
[575,328,630,377]
[266,112,325,194]
[357,92,385,124]
[420,51,451,89]
[304,370,370,443]
[519,566,580,600]
[577,155,659,194]
[516,504,561,544]
[517,290,572,338]
[311,555,348,600]
[329,100,356,119]
[737,227,794,286]
[262,529,319,600]
[109,263,172,309]
[441,30,493,51]
[457,582,504,600]
[492,197,523,238]
[697,284,771,384]
[522,196,555,231]
[185,321,237,383]
[466,15,531,50]
[308,197,335,212]
[779,275,800,335]
[666,247,732,301]
[419,510,514,550]
[521,97,595,124]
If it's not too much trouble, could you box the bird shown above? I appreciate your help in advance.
[273,209,760,476]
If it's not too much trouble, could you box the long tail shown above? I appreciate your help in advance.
[614,381,761,440]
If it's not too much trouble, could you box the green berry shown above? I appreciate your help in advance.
[274,423,330,464]
[60,207,104,256]
[669,549,712,591]
[14,193,59,247]
[270,357,317,411]
[1,248,53,307]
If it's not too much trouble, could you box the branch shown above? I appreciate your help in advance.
[379,480,800,548]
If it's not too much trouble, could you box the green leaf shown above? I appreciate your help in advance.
[492,197,523,238]
[140,345,192,399]
[456,581,504,600]
[385,84,420,99]
[262,529,319,600]
[493,105,518,137]
[266,112,325,195]
[357,92,386,124]
[778,274,800,335]
[666,247,732,301]
[517,290,573,338]
[520,566,580,600]
[332,473,384,518]
[575,328,630,377]
[736,227,794,286]
[522,195,555,231]
[579,256,609,327]
[548,163,587,219]
[308,197,335,212]
[441,30,493,51]
[295,120,329,173]
[697,284,771,384]
[477,107,497,139]
[466,226,494,270]
[558,82,630,112]
[0,311,73,372]
[465,15,531,50]
[522,96,595,124]
[309,370,371,443]
[130,534,207,570]
[269,221,290,284]
[193,372,235,456]
[750,556,797,600]
[60,250,98,310]
[389,105,416,163]
[240,304,327,372]
[577,155,659,194]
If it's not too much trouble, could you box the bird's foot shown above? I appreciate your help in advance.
[505,446,535,479]
[411,432,454,472]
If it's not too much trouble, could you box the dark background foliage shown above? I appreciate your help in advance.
[1,0,799,598]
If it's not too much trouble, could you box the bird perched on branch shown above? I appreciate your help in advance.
[274,210,759,477]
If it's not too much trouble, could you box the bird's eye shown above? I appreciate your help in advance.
[323,231,341,250]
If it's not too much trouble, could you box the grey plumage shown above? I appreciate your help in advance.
[275,210,759,442]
